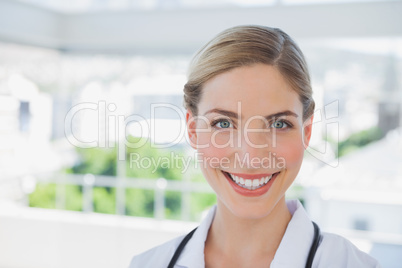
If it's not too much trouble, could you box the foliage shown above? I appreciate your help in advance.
[65,185,83,211]
[29,184,83,211]
[93,187,116,214]
[124,136,186,181]
[125,188,154,218]
[30,136,213,221]
[165,191,182,220]
[69,147,117,176]
[337,127,383,157]
[29,183,56,209]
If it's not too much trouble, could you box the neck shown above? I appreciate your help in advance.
[205,197,291,267]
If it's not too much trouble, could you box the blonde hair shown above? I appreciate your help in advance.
[183,25,315,120]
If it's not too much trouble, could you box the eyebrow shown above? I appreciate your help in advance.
[204,108,298,121]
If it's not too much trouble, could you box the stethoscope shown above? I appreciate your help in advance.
[168,221,322,268]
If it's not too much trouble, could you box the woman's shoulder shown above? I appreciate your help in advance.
[316,232,381,267]
[128,234,185,268]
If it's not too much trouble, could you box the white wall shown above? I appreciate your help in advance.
[323,200,402,234]
[306,192,402,235]
[0,204,196,268]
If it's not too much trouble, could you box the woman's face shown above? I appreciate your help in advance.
[187,64,313,219]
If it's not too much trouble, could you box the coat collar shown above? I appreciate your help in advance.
[175,200,314,268]
[175,206,216,268]
[270,200,315,268]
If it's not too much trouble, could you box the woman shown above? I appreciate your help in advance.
[130,25,380,267]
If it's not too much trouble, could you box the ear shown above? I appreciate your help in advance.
[302,114,314,149]
[186,110,198,149]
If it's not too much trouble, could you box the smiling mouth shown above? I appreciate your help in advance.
[223,171,278,190]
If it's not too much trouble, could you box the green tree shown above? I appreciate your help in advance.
[30,136,214,220]
[29,183,56,209]
[337,127,383,157]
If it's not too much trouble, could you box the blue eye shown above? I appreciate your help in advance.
[215,119,232,129]
[271,120,288,129]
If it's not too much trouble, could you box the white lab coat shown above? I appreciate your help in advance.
[129,200,381,268]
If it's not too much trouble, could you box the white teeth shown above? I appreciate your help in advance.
[233,175,239,183]
[252,179,259,187]
[227,172,276,190]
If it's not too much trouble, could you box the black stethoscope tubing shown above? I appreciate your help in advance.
[168,221,322,268]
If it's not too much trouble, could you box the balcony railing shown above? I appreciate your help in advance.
[32,173,214,221]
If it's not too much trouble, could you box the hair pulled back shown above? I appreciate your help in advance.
[183,25,315,120]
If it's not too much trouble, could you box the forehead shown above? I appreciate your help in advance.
[198,64,302,117]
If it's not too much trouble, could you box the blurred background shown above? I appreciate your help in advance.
[0,0,401,267]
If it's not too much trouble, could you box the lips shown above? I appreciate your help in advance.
[222,171,280,197]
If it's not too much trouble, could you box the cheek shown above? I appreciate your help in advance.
[197,133,233,169]
[274,135,305,168]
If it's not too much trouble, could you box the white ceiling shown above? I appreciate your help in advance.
[0,0,401,54]
[8,0,398,13]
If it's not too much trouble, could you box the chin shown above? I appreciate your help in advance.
[219,196,280,220]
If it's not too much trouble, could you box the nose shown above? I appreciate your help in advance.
[235,128,272,168]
